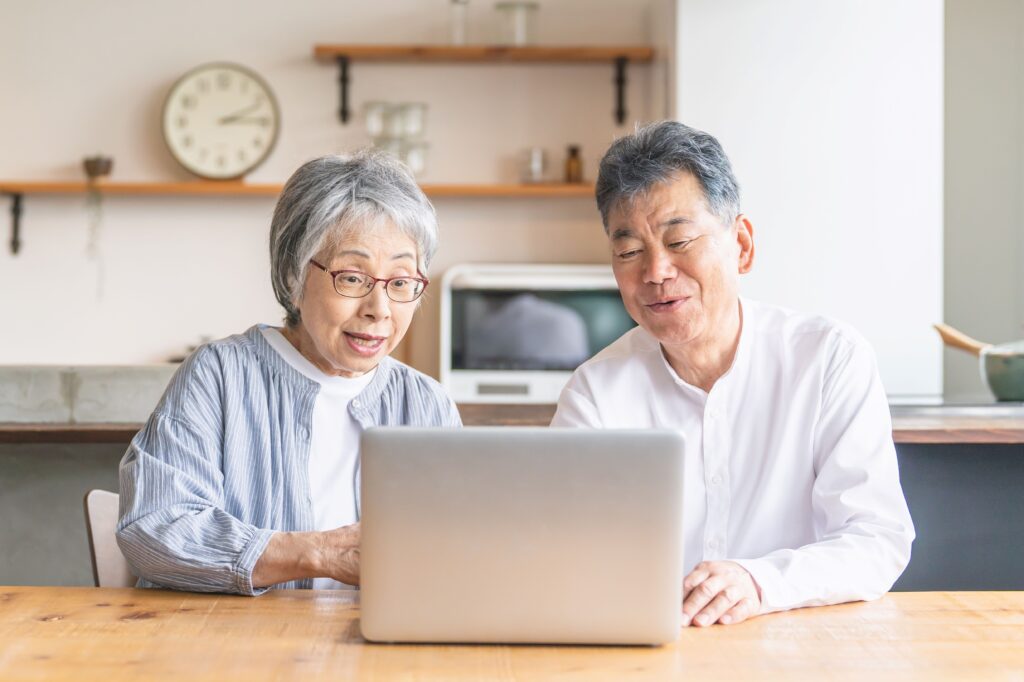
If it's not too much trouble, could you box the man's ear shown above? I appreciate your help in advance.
[735,214,755,274]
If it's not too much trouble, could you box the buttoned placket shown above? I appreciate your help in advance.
[701,386,732,562]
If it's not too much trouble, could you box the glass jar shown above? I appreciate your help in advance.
[494,1,538,46]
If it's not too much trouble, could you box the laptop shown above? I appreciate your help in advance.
[359,427,685,645]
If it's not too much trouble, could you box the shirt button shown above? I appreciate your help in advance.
[352,399,361,408]
[711,474,723,485]
[299,426,310,439]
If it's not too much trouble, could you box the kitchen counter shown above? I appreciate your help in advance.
[2,403,1023,444]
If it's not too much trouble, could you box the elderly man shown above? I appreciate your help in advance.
[552,121,914,627]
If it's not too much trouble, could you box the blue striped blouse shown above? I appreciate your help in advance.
[116,325,461,595]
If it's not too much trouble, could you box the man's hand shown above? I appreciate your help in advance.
[682,560,761,626]
[317,522,361,586]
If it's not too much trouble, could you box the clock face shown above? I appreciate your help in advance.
[162,62,280,180]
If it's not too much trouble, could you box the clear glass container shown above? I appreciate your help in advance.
[398,102,428,138]
[402,140,430,176]
[520,146,547,183]
[363,101,393,139]
[451,0,469,45]
[495,1,538,46]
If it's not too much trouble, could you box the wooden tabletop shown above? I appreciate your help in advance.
[1,588,1021,681]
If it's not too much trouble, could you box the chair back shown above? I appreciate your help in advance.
[83,489,135,588]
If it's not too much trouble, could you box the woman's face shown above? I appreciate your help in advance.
[290,222,421,378]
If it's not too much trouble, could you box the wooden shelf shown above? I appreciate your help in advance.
[0,180,593,254]
[0,181,281,197]
[313,44,654,63]
[0,180,593,198]
[314,43,653,125]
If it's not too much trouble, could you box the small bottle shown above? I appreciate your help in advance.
[564,145,583,184]
[451,0,469,45]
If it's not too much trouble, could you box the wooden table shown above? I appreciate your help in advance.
[1,588,1021,680]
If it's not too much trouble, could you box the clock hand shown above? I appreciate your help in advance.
[217,100,262,125]
[219,116,272,125]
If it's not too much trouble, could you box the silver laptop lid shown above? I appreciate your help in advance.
[360,427,684,645]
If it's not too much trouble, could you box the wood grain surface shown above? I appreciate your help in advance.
[0,181,594,199]
[312,44,655,63]
[0,588,1021,681]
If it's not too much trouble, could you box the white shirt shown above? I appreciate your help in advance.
[261,327,375,590]
[551,298,915,614]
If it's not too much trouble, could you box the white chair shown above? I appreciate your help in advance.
[83,489,136,588]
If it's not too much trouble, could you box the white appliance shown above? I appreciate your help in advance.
[440,263,635,404]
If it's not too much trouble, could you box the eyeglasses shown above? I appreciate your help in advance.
[309,260,429,303]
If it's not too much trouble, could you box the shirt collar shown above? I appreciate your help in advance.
[244,324,394,405]
[654,296,753,395]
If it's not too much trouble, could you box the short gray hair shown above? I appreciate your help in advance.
[269,150,439,327]
[595,120,741,229]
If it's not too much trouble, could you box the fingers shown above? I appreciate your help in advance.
[692,586,743,627]
[683,563,712,595]
[719,597,757,625]
[681,573,725,625]
[681,561,761,627]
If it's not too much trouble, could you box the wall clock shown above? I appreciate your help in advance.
[162,62,280,180]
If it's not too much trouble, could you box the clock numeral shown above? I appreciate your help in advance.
[237,150,247,162]
[217,73,231,90]
[177,116,188,129]
[181,95,196,109]
[197,79,209,93]
[253,137,264,148]
[199,148,209,159]
[240,79,250,93]
[217,154,226,168]
[182,135,193,148]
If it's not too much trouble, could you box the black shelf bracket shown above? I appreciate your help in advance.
[614,56,628,125]
[6,193,22,255]
[337,56,351,123]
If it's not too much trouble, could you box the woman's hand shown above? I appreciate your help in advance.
[252,522,361,588]
[317,522,361,586]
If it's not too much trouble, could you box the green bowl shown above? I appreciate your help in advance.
[983,341,1024,401]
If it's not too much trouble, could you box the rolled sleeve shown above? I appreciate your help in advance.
[117,409,274,596]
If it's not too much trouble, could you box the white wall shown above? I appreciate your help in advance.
[674,0,945,397]
[0,0,654,375]
[944,0,1024,400]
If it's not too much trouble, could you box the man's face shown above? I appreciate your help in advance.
[606,172,754,351]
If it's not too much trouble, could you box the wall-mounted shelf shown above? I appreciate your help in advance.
[0,180,594,255]
[312,43,655,125]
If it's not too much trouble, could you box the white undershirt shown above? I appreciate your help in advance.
[261,327,375,590]
[551,298,915,615]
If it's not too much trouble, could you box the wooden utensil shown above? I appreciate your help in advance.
[933,323,991,357]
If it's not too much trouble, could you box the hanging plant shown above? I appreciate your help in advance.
[83,155,113,298]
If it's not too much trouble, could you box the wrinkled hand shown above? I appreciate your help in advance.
[682,560,761,626]
[319,522,361,586]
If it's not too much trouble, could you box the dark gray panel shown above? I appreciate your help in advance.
[894,444,1024,591]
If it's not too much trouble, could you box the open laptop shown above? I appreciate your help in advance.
[359,427,685,645]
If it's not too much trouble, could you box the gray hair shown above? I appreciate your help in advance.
[269,150,438,327]
[595,120,741,229]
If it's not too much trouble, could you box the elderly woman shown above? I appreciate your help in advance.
[116,151,460,595]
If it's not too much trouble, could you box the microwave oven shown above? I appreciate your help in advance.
[440,263,637,404]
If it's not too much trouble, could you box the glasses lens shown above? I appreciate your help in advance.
[334,272,372,297]
[386,277,424,302]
